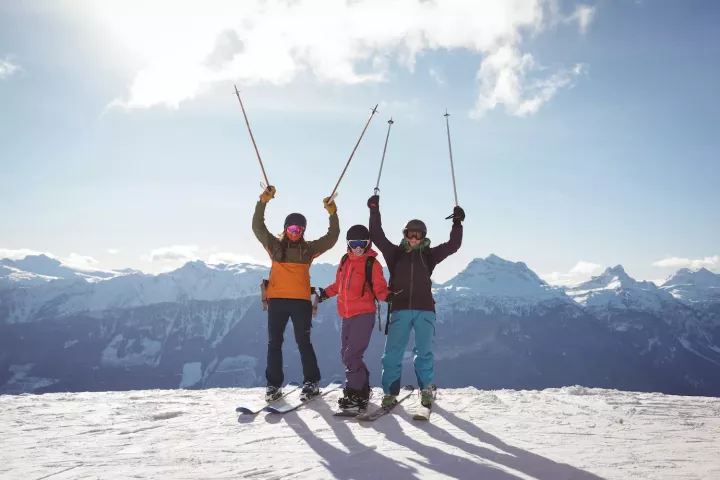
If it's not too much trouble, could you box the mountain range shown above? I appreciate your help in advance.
[1,253,719,396]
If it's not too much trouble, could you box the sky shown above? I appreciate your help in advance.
[1,0,718,286]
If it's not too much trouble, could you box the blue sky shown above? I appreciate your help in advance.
[1,0,718,285]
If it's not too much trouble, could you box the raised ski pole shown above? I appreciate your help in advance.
[234,84,270,187]
[374,118,394,195]
[444,110,459,220]
[328,104,379,202]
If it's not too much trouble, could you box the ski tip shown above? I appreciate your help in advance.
[236,407,252,414]
[329,380,343,386]
[402,384,415,392]
[287,381,300,387]
[263,407,280,413]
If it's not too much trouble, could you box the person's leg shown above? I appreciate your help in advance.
[288,299,321,384]
[265,299,290,387]
[412,310,436,390]
[342,312,375,395]
[381,310,413,395]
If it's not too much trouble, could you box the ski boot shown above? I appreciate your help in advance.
[265,385,282,403]
[381,394,397,409]
[299,381,319,401]
[419,384,437,408]
[337,387,369,413]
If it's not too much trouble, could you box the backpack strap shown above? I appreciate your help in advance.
[362,256,377,300]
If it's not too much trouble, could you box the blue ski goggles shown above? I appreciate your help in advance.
[347,240,369,250]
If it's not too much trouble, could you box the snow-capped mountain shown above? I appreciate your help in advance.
[661,268,720,304]
[0,255,119,285]
[1,253,720,397]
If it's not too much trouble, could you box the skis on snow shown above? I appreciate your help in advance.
[264,380,343,414]
[355,385,415,421]
[412,384,437,421]
[236,381,301,415]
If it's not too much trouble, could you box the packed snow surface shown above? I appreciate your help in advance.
[2,386,719,479]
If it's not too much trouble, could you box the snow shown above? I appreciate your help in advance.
[2,364,59,394]
[566,265,674,314]
[101,335,163,367]
[179,362,202,388]
[661,268,720,304]
[1,386,719,479]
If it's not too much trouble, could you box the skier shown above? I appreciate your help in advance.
[366,194,464,409]
[318,224,393,412]
[252,185,340,402]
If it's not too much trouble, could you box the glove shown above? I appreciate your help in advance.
[323,197,337,215]
[452,206,465,224]
[384,292,394,303]
[317,287,329,303]
[260,186,276,203]
[367,195,379,211]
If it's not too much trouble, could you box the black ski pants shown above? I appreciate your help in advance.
[265,298,321,387]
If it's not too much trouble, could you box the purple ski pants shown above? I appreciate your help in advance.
[340,312,375,392]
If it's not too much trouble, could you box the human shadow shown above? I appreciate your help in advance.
[415,404,606,480]
[366,404,521,480]
[283,397,419,479]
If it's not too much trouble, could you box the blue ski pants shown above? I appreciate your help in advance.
[381,309,436,395]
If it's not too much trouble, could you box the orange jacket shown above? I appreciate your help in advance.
[252,201,339,300]
[323,249,391,319]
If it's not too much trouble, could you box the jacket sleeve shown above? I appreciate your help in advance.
[307,212,340,258]
[252,201,279,255]
[323,264,341,298]
[429,223,463,265]
[369,208,397,262]
[370,259,392,301]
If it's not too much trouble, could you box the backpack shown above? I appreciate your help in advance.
[339,253,377,300]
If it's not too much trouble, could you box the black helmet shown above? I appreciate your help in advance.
[346,224,370,241]
[403,219,427,236]
[284,213,307,229]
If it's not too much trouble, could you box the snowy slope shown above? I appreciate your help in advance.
[661,268,720,304]
[1,386,719,479]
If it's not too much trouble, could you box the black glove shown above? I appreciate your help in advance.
[452,206,465,224]
[385,292,394,303]
[318,287,329,303]
[367,195,380,211]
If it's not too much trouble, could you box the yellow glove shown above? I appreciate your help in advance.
[260,186,276,203]
[323,197,337,215]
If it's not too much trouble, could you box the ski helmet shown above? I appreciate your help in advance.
[284,213,307,229]
[346,224,370,241]
[402,219,427,236]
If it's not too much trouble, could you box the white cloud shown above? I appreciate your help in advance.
[652,256,719,269]
[542,260,603,286]
[149,245,201,263]
[207,252,268,266]
[107,249,120,255]
[83,0,592,116]
[471,45,586,118]
[62,253,99,269]
[429,67,446,87]
[0,57,20,79]
[0,248,51,260]
[569,4,596,34]
[569,260,602,275]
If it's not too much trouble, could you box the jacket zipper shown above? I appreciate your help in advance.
[409,250,415,310]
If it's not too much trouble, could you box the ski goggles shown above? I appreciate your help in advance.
[286,225,304,236]
[347,239,369,250]
[405,230,425,240]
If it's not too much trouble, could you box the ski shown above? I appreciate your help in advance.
[236,381,300,415]
[412,384,437,421]
[333,409,365,418]
[356,385,415,421]
[264,380,343,414]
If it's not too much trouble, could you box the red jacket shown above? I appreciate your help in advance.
[323,248,391,319]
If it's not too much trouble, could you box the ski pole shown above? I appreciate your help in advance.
[444,109,459,207]
[233,84,270,187]
[374,118,394,195]
[328,104,379,202]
